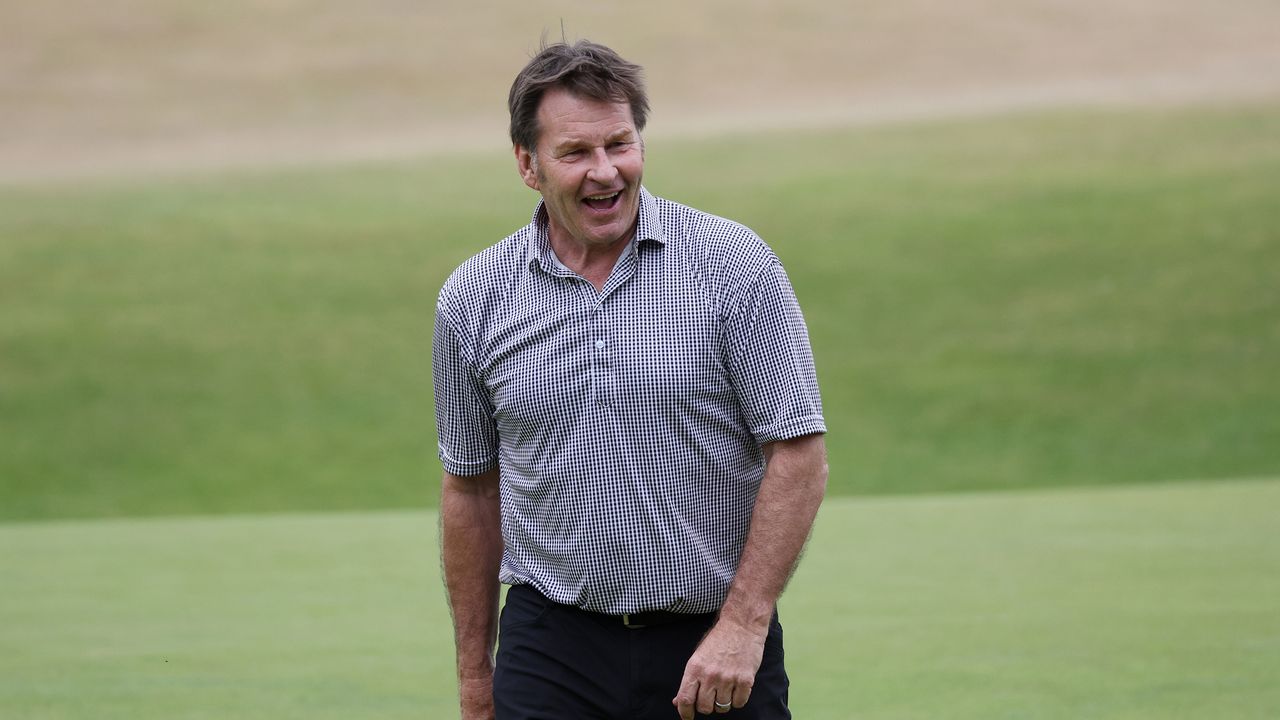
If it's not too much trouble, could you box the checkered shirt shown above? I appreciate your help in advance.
[433,187,826,614]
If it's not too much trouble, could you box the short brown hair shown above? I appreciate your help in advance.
[508,40,649,151]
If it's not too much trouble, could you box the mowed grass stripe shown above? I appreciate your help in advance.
[2,478,1277,719]
[2,102,1279,520]
[787,476,1280,718]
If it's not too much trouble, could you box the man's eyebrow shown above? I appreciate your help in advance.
[547,138,586,155]
[550,130,635,154]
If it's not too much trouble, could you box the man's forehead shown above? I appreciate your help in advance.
[537,89,635,135]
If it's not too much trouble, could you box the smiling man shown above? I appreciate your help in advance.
[515,86,644,282]
[433,40,828,720]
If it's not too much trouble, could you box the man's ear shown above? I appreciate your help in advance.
[515,144,539,191]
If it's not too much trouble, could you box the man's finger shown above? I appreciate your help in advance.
[672,674,699,720]
[713,687,735,713]
[695,680,721,716]
[731,680,752,709]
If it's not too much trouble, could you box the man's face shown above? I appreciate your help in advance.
[516,87,644,253]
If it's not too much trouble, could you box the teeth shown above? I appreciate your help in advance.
[586,192,618,200]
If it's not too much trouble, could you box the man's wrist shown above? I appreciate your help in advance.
[457,656,495,678]
[717,591,774,635]
[455,644,496,683]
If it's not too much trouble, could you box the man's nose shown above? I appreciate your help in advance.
[585,148,619,183]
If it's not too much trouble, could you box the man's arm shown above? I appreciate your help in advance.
[673,433,828,719]
[441,469,503,720]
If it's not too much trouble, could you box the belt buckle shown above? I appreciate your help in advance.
[621,613,646,629]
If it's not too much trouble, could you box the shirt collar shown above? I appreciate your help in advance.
[526,186,667,273]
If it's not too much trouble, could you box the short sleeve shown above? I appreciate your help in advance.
[432,306,498,475]
[723,262,827,445]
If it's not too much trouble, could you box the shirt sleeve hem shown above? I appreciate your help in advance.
[752,416,827,446]
[439,454,498,477]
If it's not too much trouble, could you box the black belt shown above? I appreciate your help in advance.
[513,585,715,630]
[616,608,714,629]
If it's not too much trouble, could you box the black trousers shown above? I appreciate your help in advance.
[493,584,790,720]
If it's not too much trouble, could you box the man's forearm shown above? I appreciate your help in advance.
[719,433,828,630]
[440,470,503,684]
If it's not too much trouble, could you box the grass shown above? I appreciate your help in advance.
[0,509,454,719]
[650,105,1280,494]
[2,102,1279,520]
[2,478,1277,719]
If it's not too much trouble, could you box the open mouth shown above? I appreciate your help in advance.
[582,191,621,212]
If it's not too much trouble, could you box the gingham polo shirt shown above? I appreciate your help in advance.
[433,187,825,614]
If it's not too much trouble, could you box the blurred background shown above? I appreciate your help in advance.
[3,0,1277,519]
[5,0,1279,181]
[2,2,1278,717]
[5,0,1274,517]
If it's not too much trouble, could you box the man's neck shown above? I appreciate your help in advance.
[548,224,636,292]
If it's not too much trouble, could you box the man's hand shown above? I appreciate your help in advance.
[673,433,827,718]
[672,616,768,718]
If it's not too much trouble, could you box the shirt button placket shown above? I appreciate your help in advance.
[592,301,613,407]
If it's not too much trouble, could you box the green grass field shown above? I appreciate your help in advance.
[3,100,1279,717]
[2,102,1278,520]
[4,4,1279,716]
[3,478,1277,719]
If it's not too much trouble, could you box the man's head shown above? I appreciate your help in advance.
[509,40,649,254]
[508,40,649,154]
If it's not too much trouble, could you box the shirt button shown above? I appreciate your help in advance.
[595,339,606,349]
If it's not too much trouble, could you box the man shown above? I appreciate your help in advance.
[433,39,827,720]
